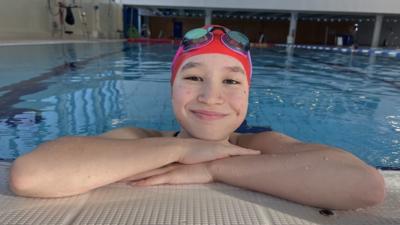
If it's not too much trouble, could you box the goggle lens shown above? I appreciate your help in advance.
[182,28,212,51]
[182,26,250,54]
[184,28,208,39]
[223,31,250,52]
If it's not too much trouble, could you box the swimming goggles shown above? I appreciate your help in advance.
[181,26,250,55]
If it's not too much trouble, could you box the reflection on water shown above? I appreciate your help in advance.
[0,42,177,159]
[0,80,124,158]
[0,42,399,169]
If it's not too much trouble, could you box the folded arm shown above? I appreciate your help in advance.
[9,136,182,198]
[208,132,386,210]
[9,127,259,198]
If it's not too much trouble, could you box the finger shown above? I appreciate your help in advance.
[133,174,171,186]
[123,164,179,182]
[230,148,261,156]
[122,170,161,182]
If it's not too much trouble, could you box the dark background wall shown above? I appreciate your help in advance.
[147,16,380,46]
[149,17,290,43]
[296,21,354,45]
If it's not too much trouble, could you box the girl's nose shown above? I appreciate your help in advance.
[197,83,224,105]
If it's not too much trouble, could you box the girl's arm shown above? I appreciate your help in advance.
[208,132,385,210]
[10,136,184,198]
[9,128,259,198]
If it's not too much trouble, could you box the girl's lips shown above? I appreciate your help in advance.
[190,109,228,120]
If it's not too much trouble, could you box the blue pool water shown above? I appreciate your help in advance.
[0,42,399,169]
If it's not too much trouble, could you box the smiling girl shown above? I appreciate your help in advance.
[9,25,385,210]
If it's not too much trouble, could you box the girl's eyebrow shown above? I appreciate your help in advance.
[180,62,204,72]
[224,66,245,75]
[181,63,244,75]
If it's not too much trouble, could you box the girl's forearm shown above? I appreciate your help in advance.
[10,136,184,198]
[208,149,385,210]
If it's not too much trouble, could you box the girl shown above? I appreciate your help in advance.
[9,25,385,210]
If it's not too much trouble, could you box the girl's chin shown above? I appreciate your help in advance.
[181,129,231,142]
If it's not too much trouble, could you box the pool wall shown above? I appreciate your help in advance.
[0,0,123,40]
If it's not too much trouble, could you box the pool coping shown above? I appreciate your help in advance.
[1,161,399,225]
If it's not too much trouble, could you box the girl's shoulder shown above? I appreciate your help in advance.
[99,127,166,139]
[100,127,171,139]
[233,131,302,154]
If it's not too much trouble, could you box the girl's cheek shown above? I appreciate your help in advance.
[178,85,193,95]
[226,87,248,100]
[172,85,194,103]
[227,92,248,107]
[226,89,248,110]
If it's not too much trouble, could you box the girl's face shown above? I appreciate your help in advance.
[172,53,249,143]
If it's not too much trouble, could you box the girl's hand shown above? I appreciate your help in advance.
[125,163,214,186]
[178,139,260,164]
[121,163,182,182]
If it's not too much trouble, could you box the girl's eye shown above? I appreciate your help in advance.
[224,79,240,85]
[183,76,240,84]
[184,76,203,81]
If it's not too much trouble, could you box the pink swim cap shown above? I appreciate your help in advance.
[171,25,252,86]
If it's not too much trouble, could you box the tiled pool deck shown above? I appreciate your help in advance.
[0,162,399,225]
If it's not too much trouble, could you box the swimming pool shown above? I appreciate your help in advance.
[0,42,399,169]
